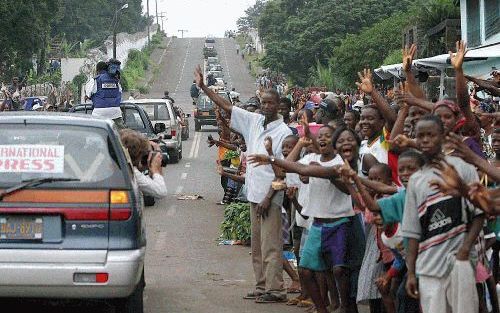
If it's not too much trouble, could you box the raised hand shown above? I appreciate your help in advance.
[428,161,465,197]
[468,182,492,214]
[402,44,417,72]
[446,133,478,164]
[450,40,467,71]
[387,134,413,150]
[356,68,374,94]
[194,65,204,88]
[247,154,271,167]
[298,136,313,147]
[299,112,312,138]
[264,136,273,156]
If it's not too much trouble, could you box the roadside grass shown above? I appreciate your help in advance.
[121,32,164,92]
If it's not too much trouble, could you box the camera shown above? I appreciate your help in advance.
[142,151,168,168]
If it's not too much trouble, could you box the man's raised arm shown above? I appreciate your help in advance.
[194,65,233,113]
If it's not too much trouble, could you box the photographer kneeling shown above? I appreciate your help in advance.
[120,129,168,199]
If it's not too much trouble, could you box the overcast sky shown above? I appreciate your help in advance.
[141,0,256,37]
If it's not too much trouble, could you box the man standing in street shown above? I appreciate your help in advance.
[190,80,200,104]
[195,65,291,303]
[87,60,125,129]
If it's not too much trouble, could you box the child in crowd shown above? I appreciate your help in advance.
[249,125,355,313]
[403,115,484,313]
[343,149,425,313]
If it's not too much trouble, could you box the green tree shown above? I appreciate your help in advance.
[51,0,148,45]
[0,0,60,79]
[329,11,413,89]
[256,0,413,85]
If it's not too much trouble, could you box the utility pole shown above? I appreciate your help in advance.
[146,0,150,44]
[178,29,188,38]
[155,0,159,27]
[158,12,167,33]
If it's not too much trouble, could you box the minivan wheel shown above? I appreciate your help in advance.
[113,278,144,313]
[195,121,201,131]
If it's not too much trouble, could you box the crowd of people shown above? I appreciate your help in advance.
[0,77,75,112]
[198,41,500,313]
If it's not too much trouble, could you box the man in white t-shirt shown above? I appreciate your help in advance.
[195,65,291,303]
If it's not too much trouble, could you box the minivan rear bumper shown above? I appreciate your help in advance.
[0,248,145,299]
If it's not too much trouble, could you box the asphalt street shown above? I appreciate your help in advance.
[6,38,367,313]
[143,37,302,313]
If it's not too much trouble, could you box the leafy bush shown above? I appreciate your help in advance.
[220,202,251,242]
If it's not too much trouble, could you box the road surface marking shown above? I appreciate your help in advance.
[188,132,201,158]
[173,38,192,93]
[181,173,187,180]
[193,132,201,158]
[175,185,184,194]
[185,163,191,168]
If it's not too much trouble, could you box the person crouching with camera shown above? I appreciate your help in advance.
[120,129,168,199]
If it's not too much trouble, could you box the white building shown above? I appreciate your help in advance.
[375,0,499,98]
[459,0,499,76]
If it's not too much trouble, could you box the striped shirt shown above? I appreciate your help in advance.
[401,155,482,278]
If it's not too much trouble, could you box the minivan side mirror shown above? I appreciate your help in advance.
[154,122,166,134]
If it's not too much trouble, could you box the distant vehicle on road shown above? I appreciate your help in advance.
[70,103,174,163]
[0,112,146,313]
[194,91,231,131]
[124,99,183,163]
[205,37,215,44]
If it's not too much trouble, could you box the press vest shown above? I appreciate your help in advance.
[91,72,121,108]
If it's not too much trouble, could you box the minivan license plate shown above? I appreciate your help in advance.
[0,217,43,240]
[201,112,210,116]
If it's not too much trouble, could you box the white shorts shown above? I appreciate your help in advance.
[418,259,478,313]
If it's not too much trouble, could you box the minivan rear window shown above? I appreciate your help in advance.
[0,125,121,184]
[140,104,171,121]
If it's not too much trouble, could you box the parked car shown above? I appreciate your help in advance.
[0,112,146,312]
[209,64,223,72]
[124,99,183,163]
[194,91,231,131]
[208,70,224,79]
[69,103,174,163]
[206,57,219,67]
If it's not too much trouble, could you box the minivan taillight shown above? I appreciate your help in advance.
[193,109,198,117]
[110,190,132,221]
[171,129,177,137]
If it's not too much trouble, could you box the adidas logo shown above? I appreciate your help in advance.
[429,209,452,231]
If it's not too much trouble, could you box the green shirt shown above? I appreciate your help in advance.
[379,189,406,224]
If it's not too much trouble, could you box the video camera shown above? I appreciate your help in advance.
[142,150,168,168]
[107,58,121,78]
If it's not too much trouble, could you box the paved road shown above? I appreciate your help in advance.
[6,38,367,313]
[143,37,302,313]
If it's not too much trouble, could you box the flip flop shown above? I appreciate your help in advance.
[255,293,287,303]
[286,297,303,305]
[297,299,314,307]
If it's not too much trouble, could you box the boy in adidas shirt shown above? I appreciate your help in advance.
[401,116,484,313]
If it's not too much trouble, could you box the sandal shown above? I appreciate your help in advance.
[297,299,314,307]
[255,293,287,303]
[286,296,304,305]
[243,291,264,300]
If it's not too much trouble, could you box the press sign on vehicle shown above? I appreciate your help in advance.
[0,145,64,173]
